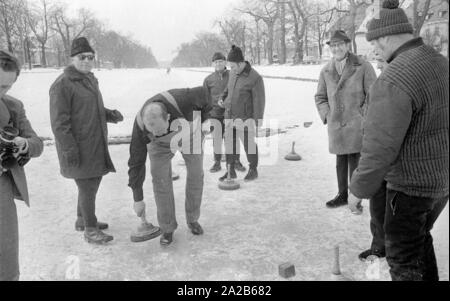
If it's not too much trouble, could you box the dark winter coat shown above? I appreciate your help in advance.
[350,38,449,199]
[1,95,43,206]
[203,68,229,119]
[222,62,265,125]
[128,88,212,202]
[315,53,377,155]
[49,65,121,179]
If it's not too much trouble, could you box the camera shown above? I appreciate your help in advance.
[0,126,20,169]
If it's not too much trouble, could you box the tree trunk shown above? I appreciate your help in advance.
[267,22,274,64]
[26,38,32,69]
[256,19,261,65]
[279,0,286,64]
[40,43,47,67]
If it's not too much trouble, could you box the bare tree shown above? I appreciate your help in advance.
[238,0,279,64]
[26,0,53,67]
[412,0,432,37]
[51,4,95,63]
[287,0,310,64]
[278,0,287,63]
[0,0,17,52]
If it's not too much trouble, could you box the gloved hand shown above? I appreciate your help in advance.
[110,110,124,123]
[349,193,363,215]
[63,149,80,168]
[134,201,146,218]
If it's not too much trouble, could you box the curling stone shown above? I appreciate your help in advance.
[218,165,240,191]
[130,212,162,243]
[285,142,302,161]
[304,122,313,128]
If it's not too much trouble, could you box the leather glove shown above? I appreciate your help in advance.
[111,110,124,123]
[63,149,80,168]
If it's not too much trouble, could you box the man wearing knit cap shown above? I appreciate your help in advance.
[219,45,265,182]
[128,87,212,246]
[315,30,377,209]
[203,52,244,173]
[50,37,124,244]
[349,0,449,281]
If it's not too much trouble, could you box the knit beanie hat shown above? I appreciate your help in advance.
[212,52,226,62]
[227,45,244,63]
[366,0,413,41]
[70,37,95,57]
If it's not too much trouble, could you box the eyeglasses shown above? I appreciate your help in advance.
[329,42,346,49]
[77,54,95,61]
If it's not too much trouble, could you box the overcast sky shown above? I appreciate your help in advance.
[63,0,239,61]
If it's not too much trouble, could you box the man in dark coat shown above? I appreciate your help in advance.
[219,45,265,182]
[349,0,449,281]
[128,87,212,246]
[1,51,43,281]
[315,30,377,209]
[203,52,244,173]
[50,37,123,244]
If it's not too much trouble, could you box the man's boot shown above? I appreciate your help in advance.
[160,232,173,246]
[84,228,114,244]
[75,217,109,231]
[244,168,258,182]
[219,168,237,182]
[188,222,204,235]
[234,161,247,172]
[209,161,221,173]
[326,192,348,208]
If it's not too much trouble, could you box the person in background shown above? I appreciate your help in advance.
[315,30,377,209]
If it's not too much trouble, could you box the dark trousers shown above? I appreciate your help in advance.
[369,182,387,253]
[75,177,102,228]
[225,127,258,170]
[384,190,448,281]
[0,173,19,281]
[336,153,360,194]
[211,118,240,163]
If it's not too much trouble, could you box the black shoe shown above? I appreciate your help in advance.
[234,161,247,172]
[244,168,258,182]
[75,218,109,231]
[210,162,222,173]
[326,193,348,208]
[358,249,386,262]
[219,169,237,182]
[160,232,173,246]
[188,222,204,235]
[84,228,114,244]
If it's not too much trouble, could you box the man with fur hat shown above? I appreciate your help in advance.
[50,37,124,244]
[1,50,43,280]
[203,52,245,173]
[315,30,377,209]
[219,45,265,182]
[128,87,212,246]
[349,0,449,281]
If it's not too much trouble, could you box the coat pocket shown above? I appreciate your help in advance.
[387,190,399,216]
